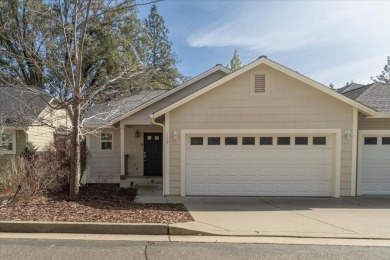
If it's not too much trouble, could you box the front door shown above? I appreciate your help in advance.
[144,133,163,176]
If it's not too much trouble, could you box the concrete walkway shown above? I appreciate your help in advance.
[171,196,390,239]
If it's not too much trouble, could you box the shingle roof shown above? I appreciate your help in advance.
[341,83,390,112]
[0,87,50,127]
[337,83,364,94]
[84,90,167,126]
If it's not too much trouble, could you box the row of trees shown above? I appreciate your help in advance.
[0,0,181,199]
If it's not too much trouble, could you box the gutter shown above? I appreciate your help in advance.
[150,114,166,195]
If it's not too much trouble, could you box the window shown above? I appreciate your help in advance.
[364,137,377,145]
[313,137,326,145]
[277,137,290,145]
[101,133,113,150]
[260,137,273,145]
[225,137,238,145]
[208,137,220,145]
[242,137,255,145]
[1,132,13,151]
[191,137,203,145]
[382,137,390,145]
[295,137,308,145]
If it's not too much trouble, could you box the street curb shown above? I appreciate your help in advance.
[1,221,389,240]
[0,221,214,236]
[0,221,168,235]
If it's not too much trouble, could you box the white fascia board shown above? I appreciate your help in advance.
[151,57,377,118]
[366,113,390,118]
[109,65,231,125]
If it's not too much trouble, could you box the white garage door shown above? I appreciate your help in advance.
[185,134,333,196]
[360,134,390,195]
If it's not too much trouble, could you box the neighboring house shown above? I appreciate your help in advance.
[338,82,390,196]
[84,57,390,197]
[0,87,69,167]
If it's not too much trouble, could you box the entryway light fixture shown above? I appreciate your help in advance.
[172,130,178,140]
[135,130,140,138]
[344,129,352,140]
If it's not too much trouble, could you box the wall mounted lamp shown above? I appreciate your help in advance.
[344,129,352,140]
[172,130,178,141]
[135,130,140,138]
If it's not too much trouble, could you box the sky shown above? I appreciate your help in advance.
[138,0,390,88]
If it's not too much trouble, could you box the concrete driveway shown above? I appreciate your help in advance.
[171,197,390,239]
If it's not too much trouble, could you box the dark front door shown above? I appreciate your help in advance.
[144,133,163,176]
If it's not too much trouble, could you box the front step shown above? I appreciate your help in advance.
[120,176,163,188]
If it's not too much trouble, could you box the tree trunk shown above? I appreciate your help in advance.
[69,104,81,200]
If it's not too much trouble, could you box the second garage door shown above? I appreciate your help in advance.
[185,134,334,196]
[360,133,390,195]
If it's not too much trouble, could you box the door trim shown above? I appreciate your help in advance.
[180,129,342,198]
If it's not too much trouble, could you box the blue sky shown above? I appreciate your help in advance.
[138,0,390,88]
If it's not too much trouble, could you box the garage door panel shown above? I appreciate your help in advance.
[186,134,333,196]
[361,134,390,195]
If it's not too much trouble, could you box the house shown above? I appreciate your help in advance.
[0,87,69,167]
[84,57,390,197]
[338,82,390,196]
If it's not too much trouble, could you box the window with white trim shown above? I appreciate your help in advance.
[1,130,16,154]
[101,132,113,150]
[250,70,269,96]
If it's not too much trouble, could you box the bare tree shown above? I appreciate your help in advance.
[0,0,159,199]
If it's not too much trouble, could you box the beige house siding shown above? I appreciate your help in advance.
[0,130,27,168]
[26,125,54,151]
[358,113,390,130]
[27,106,69,151]
[87,125,163,182]
[168,64,354,196]
[88,128,121,183]
[122,70,228,125]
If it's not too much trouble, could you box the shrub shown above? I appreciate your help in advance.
[0,138,88,197]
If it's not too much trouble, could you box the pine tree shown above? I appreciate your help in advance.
[144,4,182,88]
[371,56,390,84]
[229,49,242,71]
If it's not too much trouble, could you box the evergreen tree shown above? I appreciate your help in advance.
[144,4,182,88]
[371,56,390,84]
[229,49,242,71]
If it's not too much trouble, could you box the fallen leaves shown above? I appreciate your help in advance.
[0,184,193,224]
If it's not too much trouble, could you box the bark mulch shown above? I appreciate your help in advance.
[0,184,193,224]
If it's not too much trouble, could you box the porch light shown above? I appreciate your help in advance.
[172,130,178,141]
[344,129,352,140]
[135,130,140,138]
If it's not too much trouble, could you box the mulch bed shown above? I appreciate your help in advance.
[0,184,193,224]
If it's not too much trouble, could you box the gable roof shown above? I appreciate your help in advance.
[341,83,390,113]
[0,87,50,127]
[337,83,365,94]
[151,57,378,119]
[84,90,167,126]
[106,65,231,125]
[84,65,231,127]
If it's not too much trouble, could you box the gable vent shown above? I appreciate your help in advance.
[254,74,266,93]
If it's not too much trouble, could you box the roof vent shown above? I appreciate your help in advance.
[258,55,267,59]
[254,74,266,93]
[215,64,222,67]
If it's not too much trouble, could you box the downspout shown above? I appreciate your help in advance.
[150,114,166,195]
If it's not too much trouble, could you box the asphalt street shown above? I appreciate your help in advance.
[1,238,389,260]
